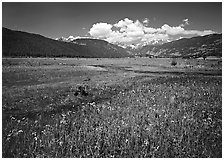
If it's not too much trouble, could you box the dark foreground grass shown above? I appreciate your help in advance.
[2,76,222,158]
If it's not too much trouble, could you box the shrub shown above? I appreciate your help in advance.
[171,58,177,66]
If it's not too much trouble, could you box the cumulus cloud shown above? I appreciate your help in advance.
[161,24,185,35]
[89,23,113,38]
[114,18,133,28]
[142,18,150,26]
[180,18,190,27]
[89,18,216,47]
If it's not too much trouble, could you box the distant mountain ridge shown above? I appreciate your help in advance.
[57,33,222,58]
[2,27,131,58]
[3,27,222,58]
[134,33,222,58]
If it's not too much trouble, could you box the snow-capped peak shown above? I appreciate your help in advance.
[55,35,92,42]
[67,35,76,41]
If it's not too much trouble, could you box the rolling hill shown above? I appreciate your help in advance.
[2,27,131,58]
[136,34,222,58]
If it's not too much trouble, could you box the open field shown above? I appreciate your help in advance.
[2,57,222,158]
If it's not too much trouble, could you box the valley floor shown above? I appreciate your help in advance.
[2,57,222,158]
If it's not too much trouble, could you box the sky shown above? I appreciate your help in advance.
[2,2,222,47]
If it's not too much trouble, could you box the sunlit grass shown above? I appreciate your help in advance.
[2,76,221,158]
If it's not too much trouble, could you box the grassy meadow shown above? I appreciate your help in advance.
[2,57,222,158]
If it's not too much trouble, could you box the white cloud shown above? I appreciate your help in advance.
[141,33,169,45]
[201,30,216,35]
[73,36,93,39]
[88,18,216,47]
[183,18,189,25]
[161,24,185,35]
[142,18,150,26]
[114,18,133,28]
[180,18,190,27]
[89,23,113,38]
[183,29,215,36]
[125,21,144,37]
[144,27,159,33]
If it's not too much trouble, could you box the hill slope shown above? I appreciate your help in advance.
[137,34,222,58]
[2,27,131,58]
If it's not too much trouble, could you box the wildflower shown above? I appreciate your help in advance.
[61,113,66,117]
[169,95,176,104]
[89,102,96,106]
[6,137,11,141]
[45,124,51,128]
[9,129,24,136]
[125,139,129,143]
[10,116,15,120]
[43,95,48,99]
[32,132,37,136]
[34,136,38,141]
[144,139,149,145]
[67,111,72,115]
[60,118,67,124]
[17,130,23,133]
[59,141,63,146]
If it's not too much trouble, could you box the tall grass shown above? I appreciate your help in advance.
[2,76,222,158]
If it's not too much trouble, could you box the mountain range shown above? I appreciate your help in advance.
[2,27,222,58]
[136,33,222,58]
[2,27,131,58]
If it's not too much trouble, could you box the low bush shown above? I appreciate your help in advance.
[171,58,177,66]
